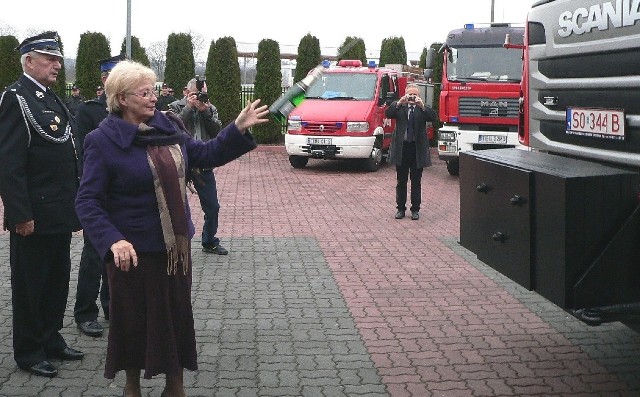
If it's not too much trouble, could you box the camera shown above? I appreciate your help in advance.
[194,75,209,103]
[407,94,417,102]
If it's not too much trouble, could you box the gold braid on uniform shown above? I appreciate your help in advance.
[16,94,72,144]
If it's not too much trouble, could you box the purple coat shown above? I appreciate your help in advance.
[75,110,256,260]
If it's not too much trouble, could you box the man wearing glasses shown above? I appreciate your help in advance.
[72,54,125,338]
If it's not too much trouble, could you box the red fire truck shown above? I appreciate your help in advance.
[426,23,524,175]
[459,0,640,326]
[284,60,433,172]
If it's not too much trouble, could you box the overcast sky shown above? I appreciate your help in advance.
[1,0,537,61]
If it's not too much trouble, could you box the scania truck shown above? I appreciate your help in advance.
[459,0,640,326]
[426,23,525,175]
[284,60,433,172]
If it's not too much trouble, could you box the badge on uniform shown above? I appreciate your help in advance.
[36,91,44,99]
[50,124,58,131]
[54,116,60,123]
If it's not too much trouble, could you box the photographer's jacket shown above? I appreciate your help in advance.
[0,75,81,233]
[168,98,222,142]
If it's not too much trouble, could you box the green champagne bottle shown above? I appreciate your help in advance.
[269,66,324,123]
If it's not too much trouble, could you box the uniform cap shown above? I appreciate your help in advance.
[99,54,126,73]
[96,85,103,90]
[16,31,63,58]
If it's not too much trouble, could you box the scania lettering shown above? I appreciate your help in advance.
[284,60,433,171]
[426,23,524,175]
[558,0,640,37]
[459,0,640,328]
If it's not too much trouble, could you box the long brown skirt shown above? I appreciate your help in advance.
[104,252,197,379]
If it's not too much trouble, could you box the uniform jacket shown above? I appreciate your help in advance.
[385,101,437,168]
[74,93,108,173]
[75,110,256,260]
[0,75,81,233]
[64,94,85,116]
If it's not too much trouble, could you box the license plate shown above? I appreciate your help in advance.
[478,135,507,144]
[307,138,332,145]
[566,107,625,140]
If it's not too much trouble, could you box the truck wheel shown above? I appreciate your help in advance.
[446,159,459,176]
[289,155,309,169]
[363,147,383,172]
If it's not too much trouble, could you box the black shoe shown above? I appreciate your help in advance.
[20,361,57,377]
[77,320,104,337]
[395,211,405,219]
[48,347,84,361]
[411,211,420,220]
[202,244,228,255]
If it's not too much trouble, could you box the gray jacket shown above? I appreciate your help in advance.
[168,97,222,141]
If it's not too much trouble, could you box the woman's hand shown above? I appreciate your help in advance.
[234,99,270,133]
[111,239,138,272]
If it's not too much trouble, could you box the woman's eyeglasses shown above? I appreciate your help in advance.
[124,90,157,99]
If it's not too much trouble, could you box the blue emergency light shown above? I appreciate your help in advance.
[322,59,331,68]
[464,23,475,30]
[368,60,377,68]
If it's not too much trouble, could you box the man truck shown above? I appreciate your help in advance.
[459,0,640,326]
[426,23,524,175]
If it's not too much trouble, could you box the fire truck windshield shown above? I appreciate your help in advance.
[447,46,522,82]
[305,73,377,100]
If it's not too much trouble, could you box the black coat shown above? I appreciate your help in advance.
[385,101,437,168]
[74,93,108,173]
[0,75,81,233]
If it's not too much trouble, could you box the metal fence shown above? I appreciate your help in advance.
[64,84,288,133]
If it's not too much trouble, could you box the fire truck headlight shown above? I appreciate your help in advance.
[439,131,456,141]
[346,122,369,132]
[288,119,302,132]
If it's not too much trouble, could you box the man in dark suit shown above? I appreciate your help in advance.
[385,84,438,221]
[73,54,124,338]
[0,31,84,378]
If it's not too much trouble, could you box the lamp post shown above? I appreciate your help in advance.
[126,0,132,59]
[491,0,495,22]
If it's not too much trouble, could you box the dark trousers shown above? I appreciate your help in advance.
[74,235,109,323]
[396,141,423,213]
[193,169,220,247]
[10,232,71,368]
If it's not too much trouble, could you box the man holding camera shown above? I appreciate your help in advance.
[168,77,227,254]
[385,84,437,221]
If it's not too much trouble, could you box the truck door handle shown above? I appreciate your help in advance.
[492,232,507,242]
[476,183,490,193]
[510,195,525,205]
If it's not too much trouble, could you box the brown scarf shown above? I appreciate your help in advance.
[145,140,190,275]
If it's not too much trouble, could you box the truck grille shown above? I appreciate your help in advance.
[303,122,343,134]
[459,98,519,118]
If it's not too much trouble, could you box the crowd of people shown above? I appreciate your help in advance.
[0,31,436,397]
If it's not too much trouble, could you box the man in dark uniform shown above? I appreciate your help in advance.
[73,54,124,338]
[0,31,84,378]
[64,85,84,116]
[155,82,175,111]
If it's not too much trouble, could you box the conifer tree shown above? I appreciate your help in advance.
[0,35,21,91]
[337,37,366,64]
[379,36,407,66]
[294,33,321,83]
[120,36,150,66]
[208,37,241,126]
[164,33,195,92]
[75,32,110,99]
[253,39,283,143]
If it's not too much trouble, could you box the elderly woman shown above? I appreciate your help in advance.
[75,60,268,397]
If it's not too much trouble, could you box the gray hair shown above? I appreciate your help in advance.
[104,60,157,113]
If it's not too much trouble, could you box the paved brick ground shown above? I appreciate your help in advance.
[0,146,639,396]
